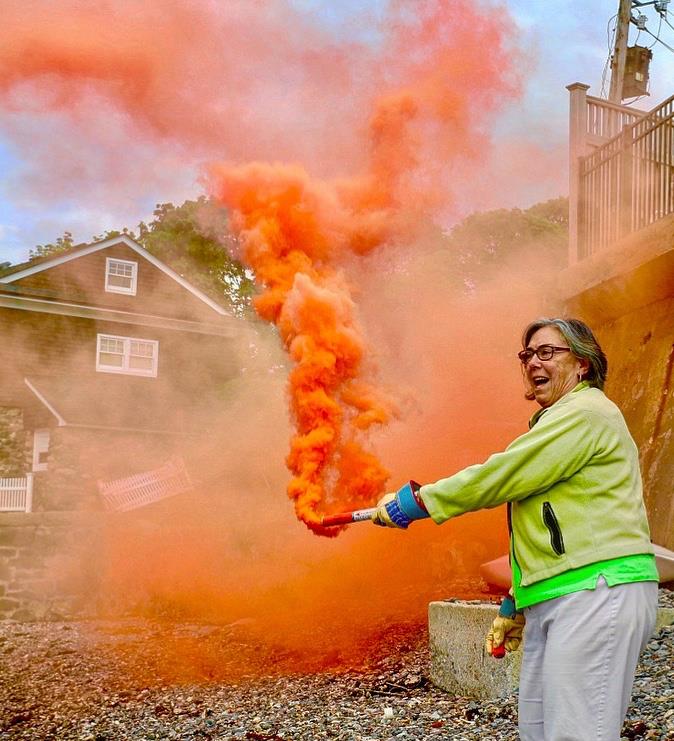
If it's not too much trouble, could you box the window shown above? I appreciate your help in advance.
[105,258,138,295]
[96,334,159,377]
[32,429,50,472]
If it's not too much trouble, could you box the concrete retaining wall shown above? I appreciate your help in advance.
[429,600,674,699]
[558,214,674,550]
[429,600,522,699]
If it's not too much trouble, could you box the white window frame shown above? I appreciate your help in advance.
[96,333,159,377]
[32,429,50,472]
[105,257,138,295]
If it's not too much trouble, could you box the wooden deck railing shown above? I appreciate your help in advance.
[0,473,34,512]
[98,457,193,512]
[585,95,644,145]
[571,88,674,260]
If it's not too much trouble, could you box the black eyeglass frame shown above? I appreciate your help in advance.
[518,345,572,364]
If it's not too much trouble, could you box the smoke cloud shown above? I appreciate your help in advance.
[0,0,521,214]
[2,0,562,674]
[206,0,522,533]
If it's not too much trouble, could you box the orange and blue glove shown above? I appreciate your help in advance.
[371,481,430,529]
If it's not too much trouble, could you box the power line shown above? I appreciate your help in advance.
[642,23,674,52]
[646,14,663,47]
[601,14,618,97]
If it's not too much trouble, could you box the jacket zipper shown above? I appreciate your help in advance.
[542,501,565,556]
[507,502,521,607]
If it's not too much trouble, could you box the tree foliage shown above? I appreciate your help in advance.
[30,231,76,260]
[23,195,568,310]
[28,198,255,316]
[136,198,255,317]
[441,197,568,289]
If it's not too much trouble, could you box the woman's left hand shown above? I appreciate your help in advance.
[485,611,526,655]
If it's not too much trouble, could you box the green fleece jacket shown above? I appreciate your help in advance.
[419,383,654,587]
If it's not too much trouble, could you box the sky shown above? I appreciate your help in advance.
[1,0,673,266]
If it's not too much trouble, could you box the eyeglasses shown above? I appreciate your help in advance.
[518,345,571,364]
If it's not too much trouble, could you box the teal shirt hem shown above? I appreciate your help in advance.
[512,553,659,609]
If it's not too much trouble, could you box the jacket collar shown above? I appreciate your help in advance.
[529,381,591,428]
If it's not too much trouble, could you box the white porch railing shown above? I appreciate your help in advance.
[98,457,193,512]
[0,473,34,512]
[567,83,648,263]
[578,93,674,258]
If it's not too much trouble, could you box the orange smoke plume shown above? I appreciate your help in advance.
[2,0,522,538]
[208,162,396,534]
[0,0,520,206]
[207,1,519,535]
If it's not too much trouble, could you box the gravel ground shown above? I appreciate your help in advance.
[1,589,672,741]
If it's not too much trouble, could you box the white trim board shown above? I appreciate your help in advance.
[0,293,235,336]
[24,378,66,426]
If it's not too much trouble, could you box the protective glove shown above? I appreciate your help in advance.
[371,481,429,529]
[485,595,525,657]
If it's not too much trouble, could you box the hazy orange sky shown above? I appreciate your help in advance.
[2,0,673,264]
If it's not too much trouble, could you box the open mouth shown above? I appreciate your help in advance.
[532,376,549,388]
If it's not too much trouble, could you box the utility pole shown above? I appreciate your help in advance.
[609,0,632,103]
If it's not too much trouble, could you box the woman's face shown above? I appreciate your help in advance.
[523,326,589,408]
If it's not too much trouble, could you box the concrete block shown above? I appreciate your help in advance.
[656,607,674,631]
[429,600,521,700]
[429,601,674,701]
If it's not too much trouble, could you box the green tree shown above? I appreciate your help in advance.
[23,196,568,310]
[442,197,568,289]
[29,231,76,260]
[26,198,255,316]
[136,198,255,317]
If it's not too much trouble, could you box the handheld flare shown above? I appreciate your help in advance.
[491,645,506,659]
[320,508,377,527]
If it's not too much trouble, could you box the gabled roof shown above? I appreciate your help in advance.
[0,235,230,317]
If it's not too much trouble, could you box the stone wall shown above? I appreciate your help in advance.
[0,407,29,477]
[0,512,105,620]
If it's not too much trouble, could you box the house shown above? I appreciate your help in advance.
[0,235,242,513]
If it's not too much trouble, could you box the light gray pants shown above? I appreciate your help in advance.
[518,578,658,741]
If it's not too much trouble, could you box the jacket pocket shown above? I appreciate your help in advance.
[542,502,565,556]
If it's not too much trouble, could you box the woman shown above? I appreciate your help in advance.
[373,317,659,741]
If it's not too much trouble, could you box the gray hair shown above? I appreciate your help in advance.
[522,318,608,390]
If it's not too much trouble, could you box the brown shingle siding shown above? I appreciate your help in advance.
[1,307,238,404]
[1,238,239,511]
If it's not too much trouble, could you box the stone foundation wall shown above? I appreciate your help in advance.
[0,407,29,477]
[0,512,105,620]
